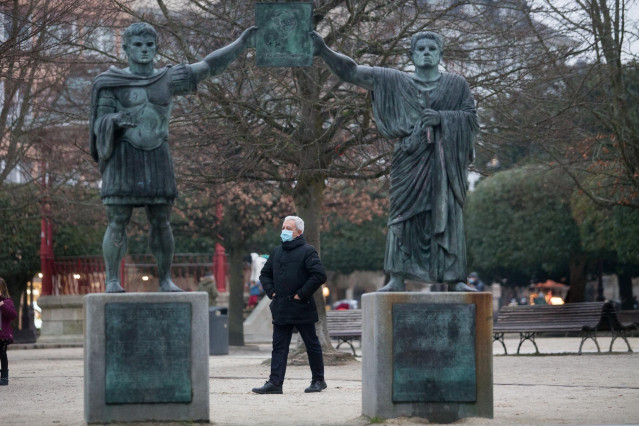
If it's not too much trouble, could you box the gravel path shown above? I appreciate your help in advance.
[2,337,638,425]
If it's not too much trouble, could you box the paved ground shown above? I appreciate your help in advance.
[2,336,639,425]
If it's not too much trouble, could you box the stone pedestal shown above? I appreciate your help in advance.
[38,295,84,345]
[362,292,493,423]
[243,296,273,343]
[84,292,209,423]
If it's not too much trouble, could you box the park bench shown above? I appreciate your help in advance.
[493,302,609,355]
[618,310,639,335]
[326,309,362,356]
[598,302,637,352]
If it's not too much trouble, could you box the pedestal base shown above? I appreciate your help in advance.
[84,292,209,423]
[362,292,493,422]
[38,295,84,345]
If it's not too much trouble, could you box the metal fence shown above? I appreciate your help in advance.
[51,253,223,294]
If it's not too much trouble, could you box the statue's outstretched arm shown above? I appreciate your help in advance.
[190,26,258,83]
[311,31,374,91]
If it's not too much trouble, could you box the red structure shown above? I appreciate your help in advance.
[213,243,227,292]
[51,256,106,294]
[40,163,54,296]
[213,202,228,292]
[39,214,54,295]
[48,254,226,295]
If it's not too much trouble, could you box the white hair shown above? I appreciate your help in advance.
[284,215,304,233]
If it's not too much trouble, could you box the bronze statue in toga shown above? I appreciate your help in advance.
[312,31,479,292]
[90,23,256,293]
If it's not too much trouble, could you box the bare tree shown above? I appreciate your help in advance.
[100,0,590,351]
[95,0,639,345]
[478,0,639,207]
[0,0,120,187]
[0,0,121,304]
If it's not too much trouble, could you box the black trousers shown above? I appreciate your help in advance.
[0,340,9,371]
[269,323,324,386]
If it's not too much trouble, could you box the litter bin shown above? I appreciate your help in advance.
[208,306,229,355]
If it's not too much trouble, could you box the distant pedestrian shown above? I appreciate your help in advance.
[249,252,268,284]
[0,277,18,386]
[252,216,327,394]
[468,272,485,292]
[247,281,263,309]
[197,272,218,306]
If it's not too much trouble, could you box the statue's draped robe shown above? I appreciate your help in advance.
[371,68,478,283]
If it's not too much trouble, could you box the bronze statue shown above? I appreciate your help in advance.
[90,23,257,293]
[312,31,479,292]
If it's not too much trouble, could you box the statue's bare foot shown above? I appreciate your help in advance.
[106,281,125,293]
[453,282,478,292]
[159,279,184,292]
[378,276,406,292]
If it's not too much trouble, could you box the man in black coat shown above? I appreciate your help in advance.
[251,216,328,394]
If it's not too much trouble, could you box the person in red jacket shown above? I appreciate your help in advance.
[0,277,18,385]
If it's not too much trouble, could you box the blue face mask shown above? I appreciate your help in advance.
[280,230,294,242]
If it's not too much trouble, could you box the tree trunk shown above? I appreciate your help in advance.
[565,253,588,303]
[288,176,353,365]
[618,272,634,310]
[292,175,353,363]
[294,175,324,251]
[293,174,335,350]
[227,248,245,346]
[287,61,353,363]
[596,260,605,301]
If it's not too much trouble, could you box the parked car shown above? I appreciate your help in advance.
[332,299,358,310]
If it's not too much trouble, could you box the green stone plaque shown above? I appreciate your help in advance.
[392,303,476,402]
[255,2,313,67]
[105,303,192,404]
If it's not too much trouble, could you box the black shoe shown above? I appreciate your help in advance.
[0,369,7,386]
[304,380,327,393]
[252,381,282,394]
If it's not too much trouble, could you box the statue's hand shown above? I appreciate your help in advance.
[310,31,327,56]
[115,111,137,128]
[422,109,441,126]
[241,26,258,49]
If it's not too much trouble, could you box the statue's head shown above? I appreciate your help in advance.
[122,22,158,65]
[410,31,443,69]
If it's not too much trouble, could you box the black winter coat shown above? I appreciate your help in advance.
[260,236,327,325]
